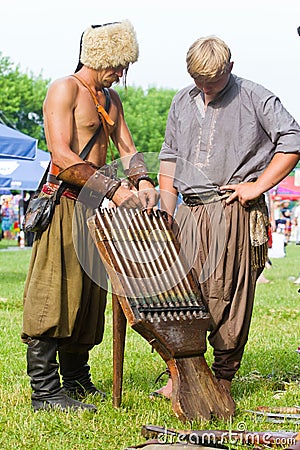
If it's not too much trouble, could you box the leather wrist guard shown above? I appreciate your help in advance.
[135,175,156,189]
[57,162,121,208]
[57,162,95,187]
[125,152,155,189]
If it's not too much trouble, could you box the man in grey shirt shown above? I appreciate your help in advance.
[157,35,300,408]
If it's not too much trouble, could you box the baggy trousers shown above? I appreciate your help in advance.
[174,199,262,381]
[22,196,107,352]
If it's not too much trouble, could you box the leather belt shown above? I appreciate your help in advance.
[183,190,232,206]
[47,173,60,185]
[43,181,80,201]
[62,188,80,201]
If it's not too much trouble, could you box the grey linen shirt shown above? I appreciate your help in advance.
[159,74,300,195]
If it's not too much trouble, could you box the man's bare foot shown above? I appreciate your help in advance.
[217,378,236,414]
[149,377,173,400]
[217,378,232,392]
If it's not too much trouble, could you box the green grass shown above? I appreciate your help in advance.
[0,239,299,449]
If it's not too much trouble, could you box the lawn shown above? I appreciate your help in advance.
[0,238,299,449]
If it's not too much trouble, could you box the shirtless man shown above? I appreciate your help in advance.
[22,20,158,412]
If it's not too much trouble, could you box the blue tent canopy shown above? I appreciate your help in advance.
[0,148,50,191]
[0,176,12,188]
[0,123,37,160]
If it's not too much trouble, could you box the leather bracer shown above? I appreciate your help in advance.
[57,162,121,208]
[125,153,155,189]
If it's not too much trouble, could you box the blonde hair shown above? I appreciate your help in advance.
[186,36,231,80]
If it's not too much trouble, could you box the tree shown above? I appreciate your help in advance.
[117,86,176,152]
[0,53,49,149]
[115,86,176,176]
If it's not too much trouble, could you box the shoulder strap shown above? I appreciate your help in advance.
[36,161,51,192]
[71,74,113,125]
[78,87,111,161]
[79,125,101,161]
[72,73,113,159]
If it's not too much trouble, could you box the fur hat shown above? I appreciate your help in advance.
[79,20,139,71]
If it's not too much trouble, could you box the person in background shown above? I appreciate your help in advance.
[280,200,292,245]
[291,199,300,287]
[1,199,13,240]
[271,198,282,231]
[293,200,300,245]
[22,20,158,413]
[157,35,300,406]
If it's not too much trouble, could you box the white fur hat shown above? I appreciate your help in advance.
[79,20,139,70]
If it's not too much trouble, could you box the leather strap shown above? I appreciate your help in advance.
[71,74,114,126]
[71,74,115,162]
[77,77,112,159]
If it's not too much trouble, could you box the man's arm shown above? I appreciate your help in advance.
[110,91,158,209]
[221,152,300,207]
[159,160,178,221]
[43,77,85,169]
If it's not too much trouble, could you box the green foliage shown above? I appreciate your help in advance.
[116,85,176,153]
[0,53,50,149]
[110,86,176,179]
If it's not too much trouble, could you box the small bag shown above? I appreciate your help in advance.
[22,190,57,233]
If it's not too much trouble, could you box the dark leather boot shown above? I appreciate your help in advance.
[27,337,97,412]
[58,349,106,400]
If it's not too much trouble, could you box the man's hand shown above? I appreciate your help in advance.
[111,185,143,209]
[221,153,300,207]
[220,181,263,207]
[137,179,159,210]
[111,180,159,210]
